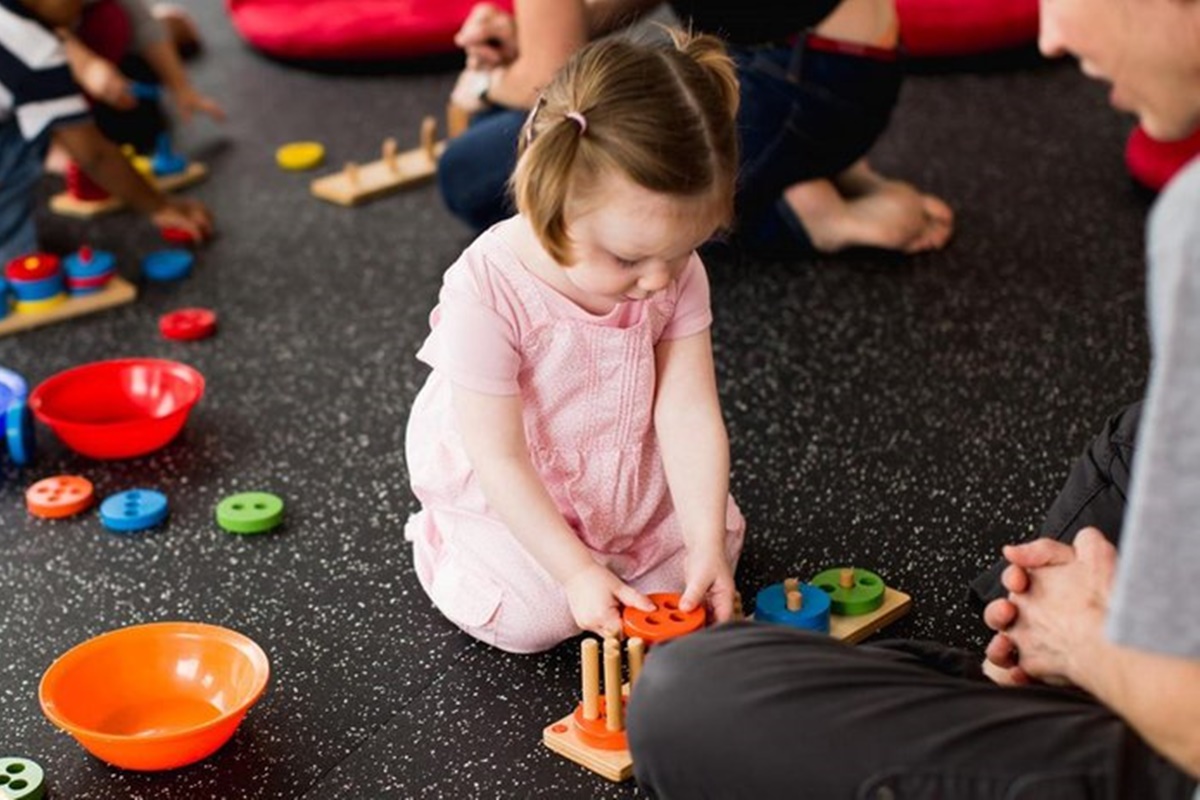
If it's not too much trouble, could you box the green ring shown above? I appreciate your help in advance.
[810,567,886,616]
[216,492,284,535]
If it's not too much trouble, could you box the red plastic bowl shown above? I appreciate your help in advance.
[30,359,205,459]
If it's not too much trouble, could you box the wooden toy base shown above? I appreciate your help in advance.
[545,587,913,782]
[0,276,136,337]
[310,141,446,206]
[49,163,208,218]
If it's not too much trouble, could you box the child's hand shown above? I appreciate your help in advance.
[170,85,226,124]
[680,546,737,622]
[78,55,135,111]
[564,563,655,639]
[151,197,213,243]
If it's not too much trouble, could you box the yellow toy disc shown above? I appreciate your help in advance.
[276,141,325,171]
[15,294,67,314]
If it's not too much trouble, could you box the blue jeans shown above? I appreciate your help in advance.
[435,33,902,257]
[0,121,50,266]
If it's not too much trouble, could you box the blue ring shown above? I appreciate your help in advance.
[5,401,34,466]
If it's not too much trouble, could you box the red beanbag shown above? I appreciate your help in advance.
[226,0,510,61]
[896,0,1039,58]
[1126,124,1200,193]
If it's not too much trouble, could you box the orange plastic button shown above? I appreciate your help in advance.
[26,475,95,519]
[621,592,705,644]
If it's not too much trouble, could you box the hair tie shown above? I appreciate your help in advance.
[565,111,587,134]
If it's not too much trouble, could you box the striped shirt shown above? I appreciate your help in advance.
[0,0,89,142]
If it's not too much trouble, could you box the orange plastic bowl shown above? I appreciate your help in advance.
[39,622,269,771]
[30,358,204,459]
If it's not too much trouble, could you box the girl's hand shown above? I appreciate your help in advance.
[680,546,736,622]
[564,563,654,639]
[78,55,136,110]
[170,85,226,124]
[454,2,517,70]
[151,197,213,242]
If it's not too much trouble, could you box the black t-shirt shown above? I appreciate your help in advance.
[668,0,845,45]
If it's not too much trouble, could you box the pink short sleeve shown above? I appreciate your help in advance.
[660,254,713,341]
[416,254,525,395]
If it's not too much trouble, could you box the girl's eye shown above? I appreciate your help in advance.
[614,256,639,268]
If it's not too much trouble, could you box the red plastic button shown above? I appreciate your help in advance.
[159,308,217,341]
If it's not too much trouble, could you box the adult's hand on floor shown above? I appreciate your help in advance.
[152,197,213,243]
[456,2,517,70]
[171,84,226,124]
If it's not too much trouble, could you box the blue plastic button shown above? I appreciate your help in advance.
[99,489,169,532]
[141,250,194,282]
[753,581,832,633]
[5,401,34,466]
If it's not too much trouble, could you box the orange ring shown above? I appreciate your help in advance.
[26,475,95,519]
[572,701,628,751]
[621,592,705,645]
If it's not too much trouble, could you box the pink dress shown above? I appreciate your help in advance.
[405,220,745,653]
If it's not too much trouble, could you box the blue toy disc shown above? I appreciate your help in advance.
[753,581,832,633]
[63,248,116,279]
[100,489,169,532]
[130,82,162,101]
[141,250,194,282]
[8,273,65,301]
[151,133,187,177]
[5,401,34,466]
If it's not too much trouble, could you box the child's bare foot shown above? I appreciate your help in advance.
[784,160,954,254]
[153,3,202,59]
[44,140,71,175]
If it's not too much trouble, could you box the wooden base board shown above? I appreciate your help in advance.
[829,587,912,644]
[310,141,446,206]
[49,163,208,218]
[545,586,913,782]
[0,276,136,337]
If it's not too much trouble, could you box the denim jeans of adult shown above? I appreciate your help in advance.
[435,34,903,252]
[0,121,51,266]
[732,34,902,257]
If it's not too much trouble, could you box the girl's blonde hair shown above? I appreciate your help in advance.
[510,28,740,265]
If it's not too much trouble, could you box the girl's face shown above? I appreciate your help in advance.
[1039,0,1200,140]
[559,172,726,314]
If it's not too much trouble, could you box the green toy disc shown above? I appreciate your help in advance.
[811,567,886,616]
[216,492,283,534]
[0,757,45,800]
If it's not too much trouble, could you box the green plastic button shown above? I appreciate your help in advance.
[0,757,45,800]
[216,492,283,534]
[810,567,886,617]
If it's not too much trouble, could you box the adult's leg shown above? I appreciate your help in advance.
[436,107,526,232]
[0,126,49,265]
[969,401,1141,609]
[628,622,1194,799]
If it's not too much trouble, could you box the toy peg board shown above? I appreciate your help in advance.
[0,276,136,337]
[543,689,633,783]
[829,587,912,644]
[49,163,209,218]
[310,141,447,207]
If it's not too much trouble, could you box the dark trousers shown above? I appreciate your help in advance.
[435,34,901,257]
[628,401,1198,799]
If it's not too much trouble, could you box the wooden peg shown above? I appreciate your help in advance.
[786,589,803,611]
[581,638,600,721]
[627,637,644,688]
[784,577,799,595]
[343,161,359,187]
[732,590,743,620]
[420,116,437,162]
[447,102,470,139]
[839,568,856,589]
[603,637,623,731]
[382,137,399,174]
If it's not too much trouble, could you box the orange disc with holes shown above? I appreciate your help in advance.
[26,475,95,519]
[621,592,706,644]
[572,701,629,750]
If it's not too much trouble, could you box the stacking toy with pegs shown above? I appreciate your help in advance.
[754,576,832,632]
[811,567,886,616]
[151,133,188,177]
[63,246,116,296]
[544,635,645,782]
[621,592,706,645]
[6,254,65,314]
[0,757,44,800]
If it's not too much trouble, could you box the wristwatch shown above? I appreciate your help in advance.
[467,70,493,108]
